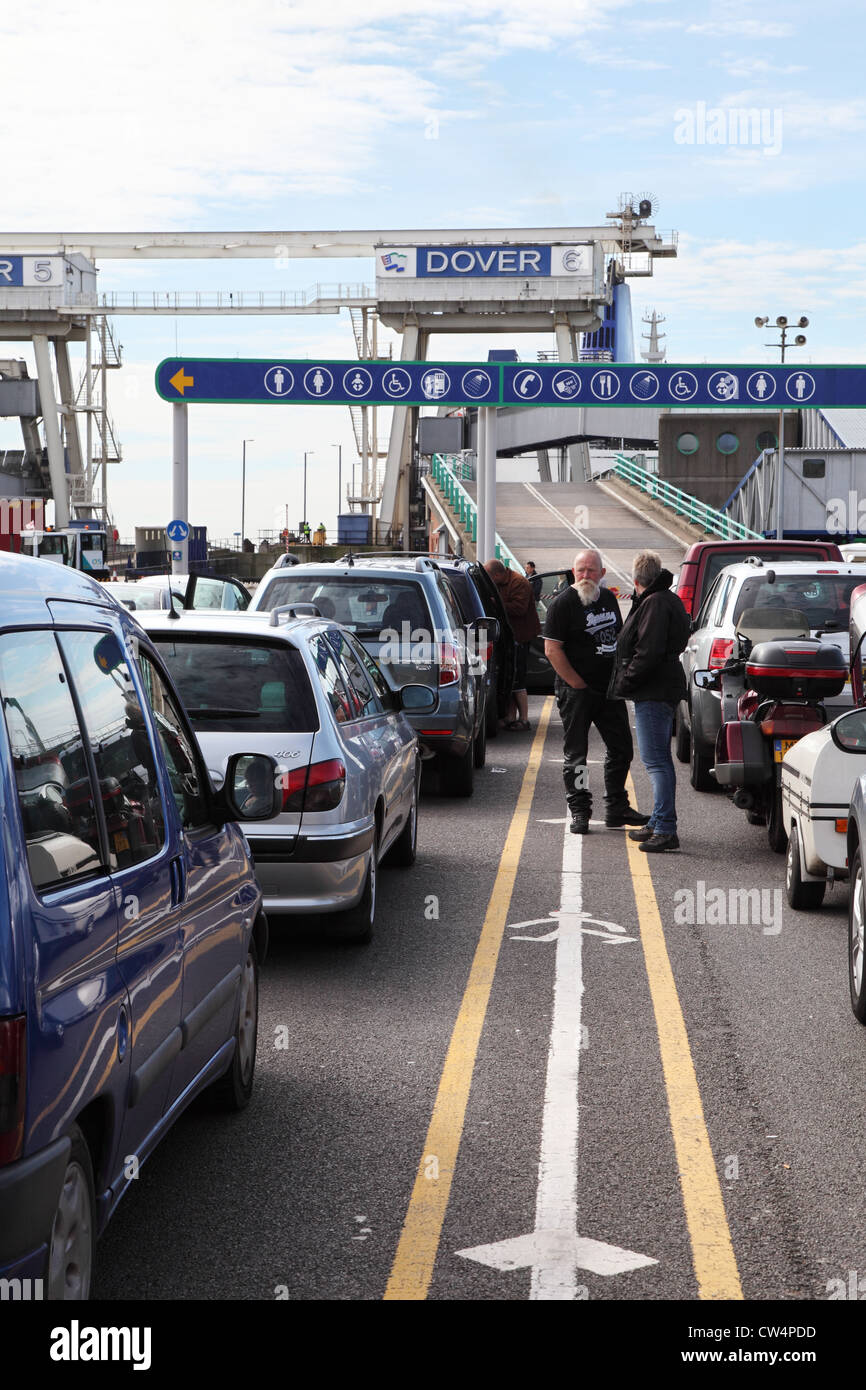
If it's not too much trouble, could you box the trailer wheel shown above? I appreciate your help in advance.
[785,823,825,910]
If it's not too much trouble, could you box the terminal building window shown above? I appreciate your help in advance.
[716,432,739,455]
[676,432,699,455]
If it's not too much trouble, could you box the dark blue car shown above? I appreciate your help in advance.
[0,554,277,1298]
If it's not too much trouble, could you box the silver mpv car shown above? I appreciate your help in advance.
[135,607,432,941]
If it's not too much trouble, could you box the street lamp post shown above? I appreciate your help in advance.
[333,443,342,517]
[241,438,254,548]
[303,451,314,532]
[754,315,809,540]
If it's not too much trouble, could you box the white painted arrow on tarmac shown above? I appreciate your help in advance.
[456,1230,657,1277]
[457,830,656,1296]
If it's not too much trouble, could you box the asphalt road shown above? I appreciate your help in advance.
[92,693,866,1304]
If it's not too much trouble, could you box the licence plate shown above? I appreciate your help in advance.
[774,737,798,762]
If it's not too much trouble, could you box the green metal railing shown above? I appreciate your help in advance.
[609,453,763,541]
[429,453,523,569]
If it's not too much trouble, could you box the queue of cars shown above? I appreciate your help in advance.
[0,547,526,1298]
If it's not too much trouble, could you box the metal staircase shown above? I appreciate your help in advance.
[69,315,123,517]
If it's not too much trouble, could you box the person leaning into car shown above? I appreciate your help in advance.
[607,550,690,853]
[543,548,648,836]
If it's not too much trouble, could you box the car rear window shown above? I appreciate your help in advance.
[256,576,432,635]
[105,584,162,610]
[702,548,837,596]
[150,635,318,732]
[732,574,862,630]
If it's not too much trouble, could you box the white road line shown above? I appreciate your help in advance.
[531,821,584,1298]
[521,482,632,585]
[457,819,655,1294]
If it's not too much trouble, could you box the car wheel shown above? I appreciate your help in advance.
[674,706,691,763]
[332,833,378,943]
[210,938,259,1110]
[785,822,825,910]
[440,743,474,798]
[767,784,787,854]
[689,732,714,791]
[46,1124,94,1301]
[850,849,866,1022]
[473,714,487,769]
[390,770,419,867]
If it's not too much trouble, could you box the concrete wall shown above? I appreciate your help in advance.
[658,411,798,510]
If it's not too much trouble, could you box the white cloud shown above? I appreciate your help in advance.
[686,19,793,38]
[716,56,807,79]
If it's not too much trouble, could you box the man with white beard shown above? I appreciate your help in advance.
[543,549,648,835]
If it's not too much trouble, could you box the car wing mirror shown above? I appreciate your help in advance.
[399,684,437,712]
[693,669,721,691]
[218,752,281,821]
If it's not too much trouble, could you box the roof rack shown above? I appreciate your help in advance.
[269,603,321,626]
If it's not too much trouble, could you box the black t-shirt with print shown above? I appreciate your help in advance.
[543,585,622,691]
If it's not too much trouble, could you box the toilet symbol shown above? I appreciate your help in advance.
[264,365,294,397]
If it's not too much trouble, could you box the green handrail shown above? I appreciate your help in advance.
[430,453,519,566]
[610,454,762,541]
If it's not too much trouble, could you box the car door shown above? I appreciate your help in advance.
[327,628,411,852]
[0,627,128,1171]
[136,648,257,1102]
[41,620,186,1189]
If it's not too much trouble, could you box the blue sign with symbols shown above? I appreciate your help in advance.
[166,519,189,542]
[156,359,866,410]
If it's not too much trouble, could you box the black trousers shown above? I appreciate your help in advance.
[555,679,633,815]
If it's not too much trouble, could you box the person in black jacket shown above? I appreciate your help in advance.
[608,550,690,853]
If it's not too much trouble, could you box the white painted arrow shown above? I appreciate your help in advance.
[456,1229,657,1278]
[457,828,656,1297]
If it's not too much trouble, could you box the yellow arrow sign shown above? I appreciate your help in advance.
[169,367,194,396]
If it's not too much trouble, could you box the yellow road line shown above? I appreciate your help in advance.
[624,775,743,1300]
[384,698,554,1301]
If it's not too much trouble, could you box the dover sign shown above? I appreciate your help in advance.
[376,245,593,278]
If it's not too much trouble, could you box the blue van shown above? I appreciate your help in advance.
[0,554,277,1298]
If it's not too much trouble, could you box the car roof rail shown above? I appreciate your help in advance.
[414,556,439,571]
[269,603,321,625]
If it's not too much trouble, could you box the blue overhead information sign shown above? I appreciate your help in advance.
[156,359,866,410]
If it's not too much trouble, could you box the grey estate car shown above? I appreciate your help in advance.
[249,558,487,797]
[136,607,433,942]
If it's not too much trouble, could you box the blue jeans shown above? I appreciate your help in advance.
[633,699,678,835]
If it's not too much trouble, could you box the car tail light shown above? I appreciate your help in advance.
[304,759,346,812]
[678,582,696,616]
[709,638,734,669]
[0,1015,26,1165]
[438,641,461,686]
[280,759,346,813]
[836,819,848,834]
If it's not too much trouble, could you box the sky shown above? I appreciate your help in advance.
[1,0,864,541]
